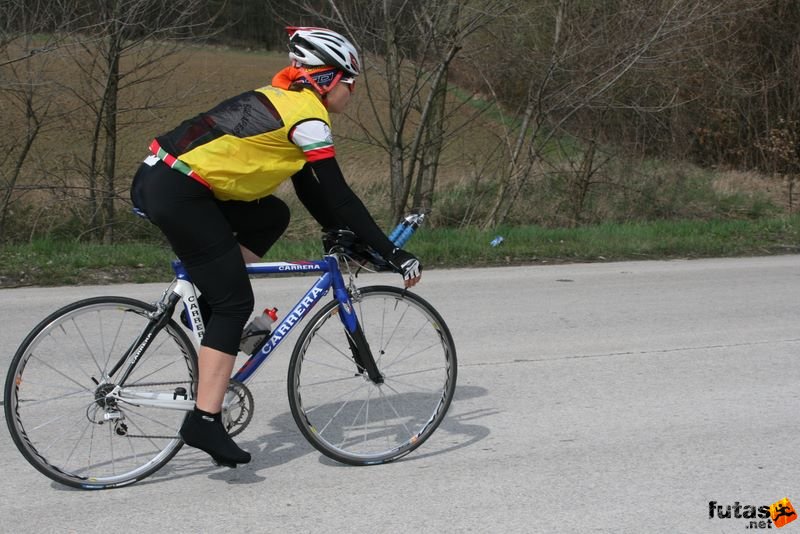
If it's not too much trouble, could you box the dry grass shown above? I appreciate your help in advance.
[5,41,499,196]
[712,170,798,214]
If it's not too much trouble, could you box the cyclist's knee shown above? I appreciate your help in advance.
[195,248,254,317]
[207,284,254,322]
[201,292,252,355]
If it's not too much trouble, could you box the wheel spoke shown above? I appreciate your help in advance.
[317,385,366,437]
[16,387,92,408]
[63,419,94,473]
[376,384,414,437]
[72,315,105,378]
[383,372,446,394]
[382,340,444,372]
[309,331,359,369]
[27,353,95,395]
[302,379,368,418]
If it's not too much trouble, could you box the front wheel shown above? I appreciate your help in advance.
[288,286,457,465]
[4,297,198,489]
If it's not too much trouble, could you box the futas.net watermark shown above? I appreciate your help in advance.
[709,498,797,529]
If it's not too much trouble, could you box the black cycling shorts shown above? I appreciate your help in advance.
[130,158,289,354]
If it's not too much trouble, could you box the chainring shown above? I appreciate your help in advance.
[221,379,254,437]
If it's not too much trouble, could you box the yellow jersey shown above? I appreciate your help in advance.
[152,86,335,201]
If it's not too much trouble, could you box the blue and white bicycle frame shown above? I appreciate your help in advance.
[111,254,380,413]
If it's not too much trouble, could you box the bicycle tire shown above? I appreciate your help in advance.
[287,285,457,465]
[4,296,198,490]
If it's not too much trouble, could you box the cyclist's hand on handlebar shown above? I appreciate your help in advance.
[387,248,422,288]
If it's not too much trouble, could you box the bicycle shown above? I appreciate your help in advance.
[4,222,457,490]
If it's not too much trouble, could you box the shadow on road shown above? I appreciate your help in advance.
[105,384,494,488]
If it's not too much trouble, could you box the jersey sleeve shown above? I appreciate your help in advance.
[289,119,335,162]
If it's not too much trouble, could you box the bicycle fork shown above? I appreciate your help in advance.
[346,322,384,384]
[331,271,384,384]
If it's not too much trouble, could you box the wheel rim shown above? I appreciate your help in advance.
[6,300,196,488]
[291,289,456,463]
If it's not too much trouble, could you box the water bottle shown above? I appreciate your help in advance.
[388,221,406,243]
[239,307,279,355]
[490,235,504,247]
[393,213,425,247]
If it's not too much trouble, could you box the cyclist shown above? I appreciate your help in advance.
[130,27,421,468]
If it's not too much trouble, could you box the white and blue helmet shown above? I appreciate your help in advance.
[287,26,360,77]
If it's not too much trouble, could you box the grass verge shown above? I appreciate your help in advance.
[1,216,798,288]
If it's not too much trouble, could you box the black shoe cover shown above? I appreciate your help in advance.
[180,407,251,467]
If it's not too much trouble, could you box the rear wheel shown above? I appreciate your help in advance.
[288,286,457,465]
[4,297,197,489]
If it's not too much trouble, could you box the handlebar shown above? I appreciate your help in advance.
[322,229,392,271]
[322,212,426,272]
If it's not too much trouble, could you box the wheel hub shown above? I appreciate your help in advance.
[94,383,117,409]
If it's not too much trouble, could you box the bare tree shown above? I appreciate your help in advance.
[0,0,80,240]
[57,0,222,243]
[0,0,78,67]
[690,1,800,172]
[1,0,223,243]
[286,0,509,221]
[476,0,755,228]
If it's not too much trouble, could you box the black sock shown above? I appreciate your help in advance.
[180,407,251,465]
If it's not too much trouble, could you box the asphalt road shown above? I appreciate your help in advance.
[0,256,798,533]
